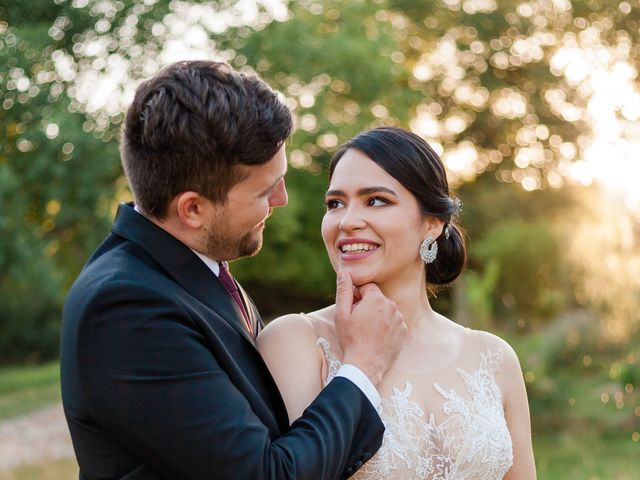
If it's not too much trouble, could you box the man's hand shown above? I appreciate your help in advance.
[335,271,407,385]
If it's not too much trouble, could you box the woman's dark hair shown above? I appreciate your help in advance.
[120,60,292,218]
[329,127,466,285]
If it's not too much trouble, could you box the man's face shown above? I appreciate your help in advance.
[204,145,288,260]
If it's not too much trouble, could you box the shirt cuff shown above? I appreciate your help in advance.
[335,364,381,410]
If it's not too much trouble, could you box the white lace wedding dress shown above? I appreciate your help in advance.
[317,330,513,479]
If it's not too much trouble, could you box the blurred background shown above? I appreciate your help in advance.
[0,0,638,478]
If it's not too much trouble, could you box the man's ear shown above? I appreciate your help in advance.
[175,191,208,229]
[421,215,444,240]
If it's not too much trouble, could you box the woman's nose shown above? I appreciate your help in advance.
[338,206,366,232]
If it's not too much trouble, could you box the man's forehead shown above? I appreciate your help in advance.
[260,145,288,179]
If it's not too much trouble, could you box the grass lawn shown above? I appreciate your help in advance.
[0,362,61,422]
[534,431,637,479]
[0,361,77,480]
[0,458,78,480]
[0,434,635,480]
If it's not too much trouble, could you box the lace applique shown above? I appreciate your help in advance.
[317,338,513,479]
[316,337,341,386]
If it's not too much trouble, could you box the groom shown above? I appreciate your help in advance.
[60,60,406,479]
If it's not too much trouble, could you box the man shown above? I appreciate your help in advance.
[60,60,406,479]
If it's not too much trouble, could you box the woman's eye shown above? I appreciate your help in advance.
[326,199,342,210]
[368,197,388,207]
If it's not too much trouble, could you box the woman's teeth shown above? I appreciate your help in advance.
[340,243,378,254]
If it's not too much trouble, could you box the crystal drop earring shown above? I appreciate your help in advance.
[419,235,438,264]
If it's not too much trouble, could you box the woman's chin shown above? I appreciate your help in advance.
[344,270,378,287]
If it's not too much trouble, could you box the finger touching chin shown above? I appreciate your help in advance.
[345,270,376,288]
[356,282,382,296]
[352,286,362,302]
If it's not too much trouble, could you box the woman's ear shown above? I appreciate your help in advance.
[421,215,444,240]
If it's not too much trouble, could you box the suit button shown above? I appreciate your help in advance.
[354,460,363,469]
[345,467,354,476]
[363,453,372,461]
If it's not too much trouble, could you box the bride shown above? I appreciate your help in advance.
[257,127,536,479]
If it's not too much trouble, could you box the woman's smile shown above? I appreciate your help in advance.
[337,238,381,261]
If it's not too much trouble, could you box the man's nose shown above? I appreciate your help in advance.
[269,179,288,207]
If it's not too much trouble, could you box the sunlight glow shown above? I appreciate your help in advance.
[442,141,479,184]
[490,88,528,119]
[64,0,288,118]
[567,195,640,340]
[583,140,640,210]
[550,36,640,210]
[56,0,639,212]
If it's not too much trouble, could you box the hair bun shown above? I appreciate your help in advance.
[426,223,466,285]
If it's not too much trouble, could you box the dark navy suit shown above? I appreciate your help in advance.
[60,203,383,479]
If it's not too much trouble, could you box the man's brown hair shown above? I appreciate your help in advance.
[120,60,293,218]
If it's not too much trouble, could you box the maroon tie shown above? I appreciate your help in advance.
[218,262,254,337]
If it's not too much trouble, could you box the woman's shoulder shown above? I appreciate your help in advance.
[304,304,337,325]
[465,328,524,380]
[468,328,514,351]
[258,313,315,344]
[257,305,337,347]
[296,304,338,338]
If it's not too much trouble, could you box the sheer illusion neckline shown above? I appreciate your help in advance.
[310,318,473,377]
[315,335,514,480]
[386,327,472,376]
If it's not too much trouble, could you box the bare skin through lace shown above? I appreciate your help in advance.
[317,338,513,480]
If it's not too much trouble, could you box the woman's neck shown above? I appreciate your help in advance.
[377,275,434,333]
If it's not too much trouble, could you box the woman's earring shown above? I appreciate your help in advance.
[420,235,438,264]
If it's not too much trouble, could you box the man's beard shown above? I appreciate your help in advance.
[205,226,263,261]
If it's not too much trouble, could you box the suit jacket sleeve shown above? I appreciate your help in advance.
[70,281,383,479]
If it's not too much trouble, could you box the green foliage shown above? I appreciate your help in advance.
[474,218,568,321]
[461,259,499,330]
[1,0,640,358]
[508,315,639,439]
[0,0,126,362]
[453,174,582,325]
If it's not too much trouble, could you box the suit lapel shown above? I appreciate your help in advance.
[111,203,256,345]
[111,203,289,429]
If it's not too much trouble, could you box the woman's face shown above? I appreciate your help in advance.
[321,148,433,288]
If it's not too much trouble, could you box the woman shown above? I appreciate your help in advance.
[257,127,536,479]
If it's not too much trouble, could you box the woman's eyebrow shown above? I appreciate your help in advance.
[325,186,398,197]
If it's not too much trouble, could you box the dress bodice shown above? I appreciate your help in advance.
[317,332,514,479]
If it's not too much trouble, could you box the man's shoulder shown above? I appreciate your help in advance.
[65,234,165,309]
[85,232,159,278]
